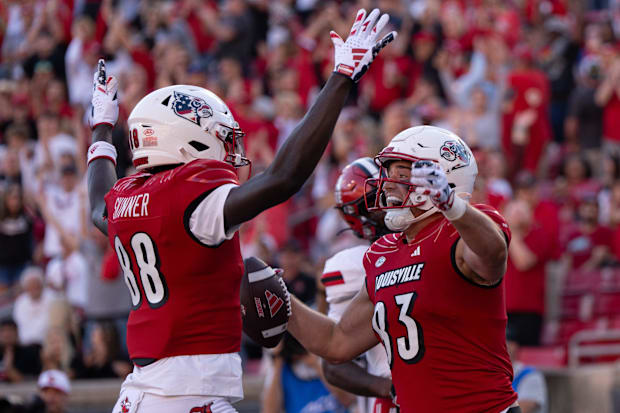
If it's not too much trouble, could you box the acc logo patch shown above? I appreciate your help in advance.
[375,256,386,267]
[439,140,470,170]
[172,91,213,126]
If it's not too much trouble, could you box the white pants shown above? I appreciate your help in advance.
[111,390,239,413]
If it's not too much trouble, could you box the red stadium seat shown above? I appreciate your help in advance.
[594,291,620,317]
[568,329,620,366]
[518,346,567,368]
[563,269,601,294]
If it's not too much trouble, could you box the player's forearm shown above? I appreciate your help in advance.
[223,74,352,228]
[321,359,391,398]
[87,125,117,234]
[289,296,347,363]
[452,205,507,280]
[266,73,352,198]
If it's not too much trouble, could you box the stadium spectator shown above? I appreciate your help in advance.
[595,43,620,155]
[12,266,56,346]
[0,183,33,293]
[37,159,85,261]
[0,318,41,382]
[40,327,74,373]
[502,44,552,177]
[262,333,351,413]
[71,321,131,380]
[277,240,317,306]
[32,369,71,413]
[563,194,615,270]
[504,198,559,346]
[565,56,604,159]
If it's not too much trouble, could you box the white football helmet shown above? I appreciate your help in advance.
[366,126,478,229]
[127,85,249,171]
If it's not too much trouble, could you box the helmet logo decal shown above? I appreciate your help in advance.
[439,140,470,170]
[172,91,213,125]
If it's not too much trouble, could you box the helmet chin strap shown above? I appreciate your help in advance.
[384,207,438,232]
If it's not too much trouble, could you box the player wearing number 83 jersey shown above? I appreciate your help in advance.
[286,126,519,413]
[363,205,516,412]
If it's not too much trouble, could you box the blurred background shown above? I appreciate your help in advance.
[0,0,620,412]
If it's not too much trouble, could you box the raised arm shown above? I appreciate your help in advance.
[224,9,396,230]
[411,160,507,284]
[86,60,120,235]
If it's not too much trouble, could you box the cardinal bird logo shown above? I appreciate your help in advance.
[120,397,131,413]
[189,402,213,413]
[172,91,213,126]
[265,290,284,318]
[439,140,470,170]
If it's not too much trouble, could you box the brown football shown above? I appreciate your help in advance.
[241,256,290,348]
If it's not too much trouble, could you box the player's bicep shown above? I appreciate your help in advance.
[332,286,378,360]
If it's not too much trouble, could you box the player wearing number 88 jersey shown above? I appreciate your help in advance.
[87,9,397,413]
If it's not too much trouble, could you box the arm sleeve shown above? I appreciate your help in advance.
[189,183,240,246]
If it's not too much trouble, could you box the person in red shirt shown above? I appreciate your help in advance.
[595,45,620,155]
[563,195,614,270]
[503,198,558,346]
[502,45,552,177]
[86,10,396,413]
[287,126,520,413]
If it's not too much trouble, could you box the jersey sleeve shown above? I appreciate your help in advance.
[188,183,239,247]
[474,204,512,245]
[363,250,376,304]
[174,159,241,247]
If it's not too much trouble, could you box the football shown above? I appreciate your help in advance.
[241,256,291,348]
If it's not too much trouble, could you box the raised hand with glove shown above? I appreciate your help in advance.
[89,59,119,130]
[410,160,467,221]
[331,8,396,82]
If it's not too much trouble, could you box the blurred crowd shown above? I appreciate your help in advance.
[0,0,619,404]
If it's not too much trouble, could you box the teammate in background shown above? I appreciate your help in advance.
[320,157,396,413]
[286,126,520,413]
[86,9,396,413]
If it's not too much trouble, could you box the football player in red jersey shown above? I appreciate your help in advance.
[287,126,521,413]
[319,157,397,413]
[86,9,396,413]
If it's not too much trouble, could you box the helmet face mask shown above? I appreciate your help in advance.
[367,126,477,229]
[127,85,250,172]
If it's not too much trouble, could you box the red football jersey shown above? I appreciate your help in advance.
[104,159,243,361]
[363,205,517,413]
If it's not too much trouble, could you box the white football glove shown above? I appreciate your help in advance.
[410,160,467,220]
[89,59,119,129]
[331,8,397,82]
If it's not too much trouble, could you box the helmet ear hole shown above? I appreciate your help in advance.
[188,141,210,151]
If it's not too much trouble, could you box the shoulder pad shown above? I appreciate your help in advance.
[172,159,239,187]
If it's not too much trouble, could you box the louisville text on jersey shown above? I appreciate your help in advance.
[112,193,150,219]
[375,263,425,293]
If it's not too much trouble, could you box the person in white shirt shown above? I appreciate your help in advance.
[12,266,56,346]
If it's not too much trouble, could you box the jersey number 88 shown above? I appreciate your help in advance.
[114,233,169,310]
